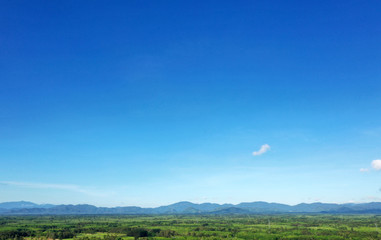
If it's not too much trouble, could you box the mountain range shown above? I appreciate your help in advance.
[1,201,381,215]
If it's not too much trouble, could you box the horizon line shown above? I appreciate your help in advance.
[2,200,380,209]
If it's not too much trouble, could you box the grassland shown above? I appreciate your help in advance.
[1,215,380,240]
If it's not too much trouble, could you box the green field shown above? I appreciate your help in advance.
[1,215,380,240]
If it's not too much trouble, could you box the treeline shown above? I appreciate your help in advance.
[0,229,34,240]
[0,226,177,240]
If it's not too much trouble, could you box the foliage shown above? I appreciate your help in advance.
[0,215,380,239]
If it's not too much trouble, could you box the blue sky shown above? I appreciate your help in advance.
[1,0,381,207]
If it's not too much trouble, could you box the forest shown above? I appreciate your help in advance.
[0,214,380,240]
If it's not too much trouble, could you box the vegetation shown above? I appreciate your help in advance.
[0,215,380,240]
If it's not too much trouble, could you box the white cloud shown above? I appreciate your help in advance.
[0,181,110,197]
[360,168,369,172]
[371,159,381,170]
[252,144,271,156]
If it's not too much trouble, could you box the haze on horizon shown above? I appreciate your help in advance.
[1,1,380,208]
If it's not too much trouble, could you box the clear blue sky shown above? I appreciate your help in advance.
[1,0,380,207]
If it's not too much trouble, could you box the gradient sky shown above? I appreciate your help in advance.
[1,1,381,207]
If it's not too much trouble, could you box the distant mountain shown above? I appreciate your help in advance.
[152,201,229,214]
[209,207,251,215]
[236,201,292,213]
[2,201,381,215]
[293,202,341,212]
[0,201,55,209]
[154,201,197,214]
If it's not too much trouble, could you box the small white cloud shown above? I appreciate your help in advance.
[252,144,271,156]
[360,168,369,172]
[371,159,381,170]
